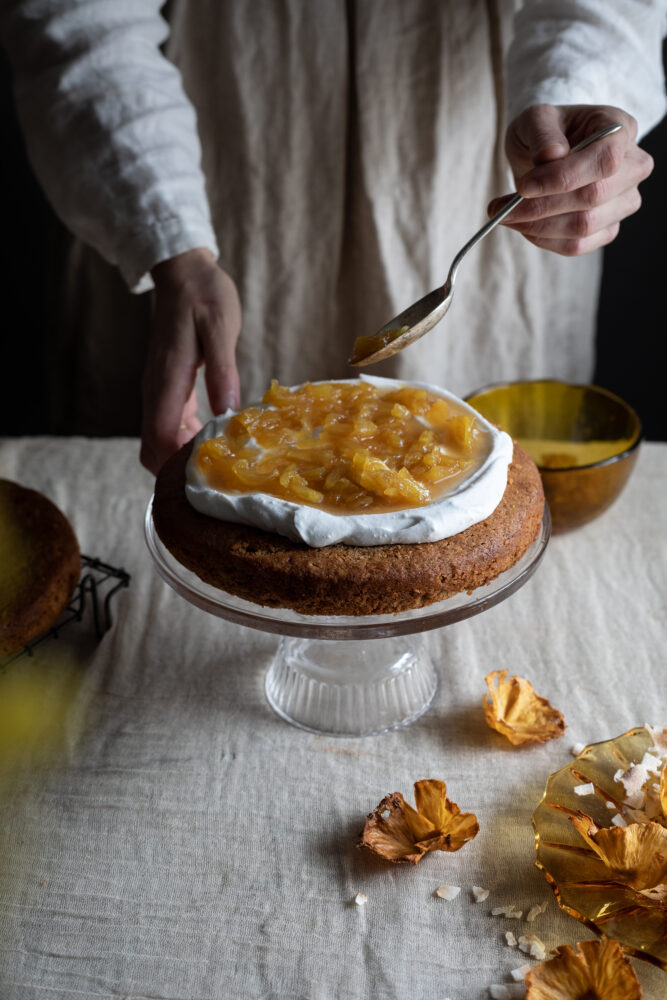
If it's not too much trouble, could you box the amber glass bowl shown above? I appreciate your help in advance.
[465,380,642,533]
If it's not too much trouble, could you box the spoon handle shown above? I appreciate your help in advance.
[447,123,623,285]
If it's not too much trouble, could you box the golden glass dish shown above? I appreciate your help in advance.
[532,726,667,970]
[465,380,642,533]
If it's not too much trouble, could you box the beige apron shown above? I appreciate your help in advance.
[47,0,601,435]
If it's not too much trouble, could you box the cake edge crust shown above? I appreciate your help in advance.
[152,441,544,616]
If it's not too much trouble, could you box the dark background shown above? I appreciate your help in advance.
[1,46,665,440]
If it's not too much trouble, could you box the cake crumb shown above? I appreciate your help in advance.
[354,892,368,906]
[436,884,461,901]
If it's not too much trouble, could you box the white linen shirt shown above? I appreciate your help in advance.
[2,0,665,294]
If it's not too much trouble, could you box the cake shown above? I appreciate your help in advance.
[0,479,81,656]
[152,378,545,616]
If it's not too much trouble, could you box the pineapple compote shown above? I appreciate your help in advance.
[195,379,489,514]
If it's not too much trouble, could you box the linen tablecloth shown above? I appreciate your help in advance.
[0,437,665,1000]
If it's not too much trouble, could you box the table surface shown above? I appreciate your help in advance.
[0,437,665,1000]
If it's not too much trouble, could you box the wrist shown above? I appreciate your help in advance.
[151,247,218,288]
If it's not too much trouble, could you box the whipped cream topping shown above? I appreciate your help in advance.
[185,376,513,547]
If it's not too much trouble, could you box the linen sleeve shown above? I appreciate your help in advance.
[0,0,219,293]
[507,0,667,140]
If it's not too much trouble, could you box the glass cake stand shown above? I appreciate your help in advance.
[145,500,550,737]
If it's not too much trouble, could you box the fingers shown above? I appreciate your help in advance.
[509,184,640,237]
[517,127,631,198]
[497,104,654,257]
[195,270,242,417]
[520,222,621,257]
[517,105,570,166]
[491,144,651,219]
[140,307,201,475]
[140,249,243,476]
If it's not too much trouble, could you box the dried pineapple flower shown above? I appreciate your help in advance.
[524,939,641,1000]
[358,779,478,865]
[568,810,667,892]
[483,670,565,746]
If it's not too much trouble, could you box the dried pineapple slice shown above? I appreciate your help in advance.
[568,810,667,892]
[358,779,479,864]
[483,670,566,746]
[524,939,641,1000]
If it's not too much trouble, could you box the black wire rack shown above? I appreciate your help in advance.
[0,555,130,669]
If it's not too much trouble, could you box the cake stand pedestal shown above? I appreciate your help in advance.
[145,502,550,737]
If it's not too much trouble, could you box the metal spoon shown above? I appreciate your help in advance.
[348,123,623,367]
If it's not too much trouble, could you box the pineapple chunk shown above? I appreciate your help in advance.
[197,380,484,513]
[446,415,474,451]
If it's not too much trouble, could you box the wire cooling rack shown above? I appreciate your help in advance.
[0,555,130,669]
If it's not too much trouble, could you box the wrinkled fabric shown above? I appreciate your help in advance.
[0,435,665,999]
[507,0,667,130]
[1,1,666,433]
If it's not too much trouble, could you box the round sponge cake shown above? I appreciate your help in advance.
[0,479,81,657]
[153,441,544,616]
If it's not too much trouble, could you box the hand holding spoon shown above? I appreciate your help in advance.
[348,123,623,367]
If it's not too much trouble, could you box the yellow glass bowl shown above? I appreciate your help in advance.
[465,380,642,533]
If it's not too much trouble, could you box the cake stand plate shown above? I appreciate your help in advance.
[145,501,550,736]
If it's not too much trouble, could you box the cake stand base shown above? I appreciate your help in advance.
[264,636,437,736]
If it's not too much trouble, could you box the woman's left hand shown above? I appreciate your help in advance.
[488,104,654,256]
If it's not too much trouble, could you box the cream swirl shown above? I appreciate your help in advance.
[185,376,513,547]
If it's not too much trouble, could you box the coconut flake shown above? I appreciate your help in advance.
[511,963,532,981]
[526,901,548,922]
[617,763,649,808]
[645,724,667,756]
[354,892,368,906]
[489,987,525,1000]
[505,931,517,947]
[611,813,628,828]
[641,751,662,774]
[570,742,586,756]
[492,905,523,918]
[435,884,461,901]
[518,934,547,960]
[472,885,490,902]
[606,801,616,809]
[574,782,595,796]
